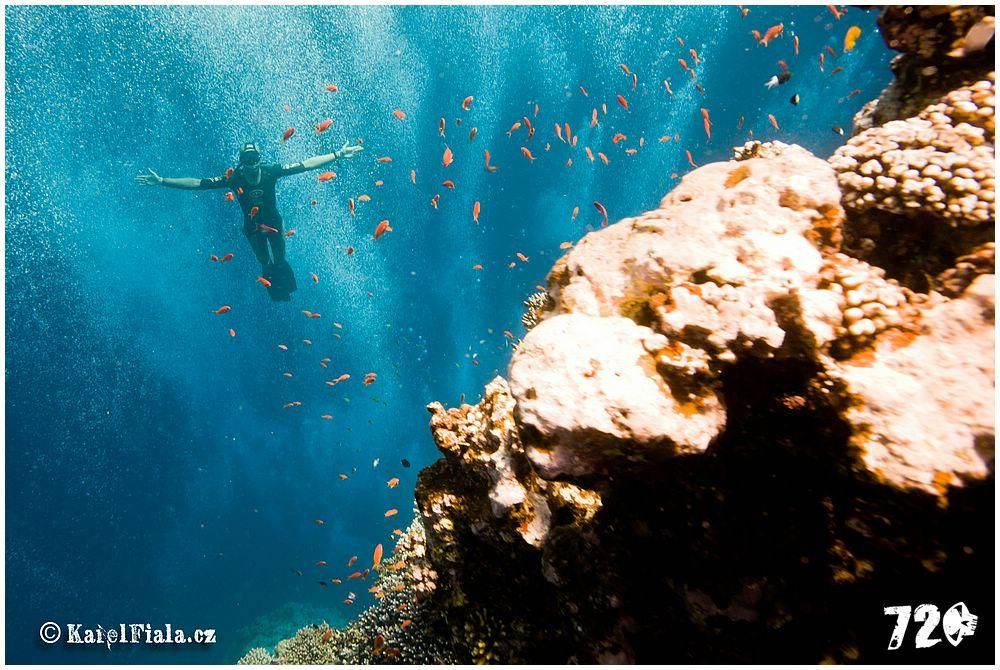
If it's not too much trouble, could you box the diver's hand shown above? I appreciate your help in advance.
[135,168,164,186]
[336,141,363,160]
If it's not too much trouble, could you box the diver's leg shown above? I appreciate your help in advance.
[243,225,272,269]
[268,228,286,264]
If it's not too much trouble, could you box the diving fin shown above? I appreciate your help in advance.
[263,260,297,302]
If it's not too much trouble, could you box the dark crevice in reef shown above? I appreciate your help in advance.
[843,212,994,293]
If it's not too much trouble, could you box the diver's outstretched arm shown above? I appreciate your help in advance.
[135,168,229,190]
[300,141,364,170]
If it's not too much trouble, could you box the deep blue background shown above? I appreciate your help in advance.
[5,5,892,663]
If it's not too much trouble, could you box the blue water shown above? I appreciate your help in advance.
[5,5,893,664]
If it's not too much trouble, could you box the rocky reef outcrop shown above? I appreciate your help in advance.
[407,140,993,663]
[253,6,993,665]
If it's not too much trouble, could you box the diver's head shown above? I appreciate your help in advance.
[237,142,261,171]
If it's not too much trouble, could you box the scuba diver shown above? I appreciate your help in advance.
[135,140,362,300]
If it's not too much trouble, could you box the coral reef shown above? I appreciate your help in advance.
[408,143,993,661]
[249,7,993,664]
[258,518,461,665]
[520,291,553,330]
[832,6,994,296]
[237,646,274,665]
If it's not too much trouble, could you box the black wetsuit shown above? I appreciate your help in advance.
[198,161,307,269]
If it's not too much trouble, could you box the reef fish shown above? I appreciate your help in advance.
[843,26,861,52]
[374,220,393,240]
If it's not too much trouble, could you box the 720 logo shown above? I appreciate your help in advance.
[884,602,978,650]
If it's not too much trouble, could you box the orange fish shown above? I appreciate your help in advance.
[224,191,234,202]
[520,147,536,162]
[373,634,386,656]
[590,108,598,127]
[229,328,236,337]
[690,48,701,65]
[462,95,474,110]
[348,556,358,567]
[430,194,440,209]
[825,45,837,58]
[248,206,259,218]
[282,127,295,142]
[827,4,844,20]
[830,66,843,75]
[679,58,691,72]
[348,198,355,216]
[760,23,784,46]
[516,252,529,263]
[221,253,234,262]
[392,109,406,120]
[554,123,564,142]
[330,373,350,385]
[401,619,412,629]
[358,194,371,202]
[257,224,278,234]
[343,599,354,605]
[372,543,383,569]
[472,263,483,270]
[598,152,609,165]
[315,560,328,567]
[472,201,481,223]
[376,156,392,163]
[318,171,336,182]
[611,133,626,144]
[593,201,609,226]
[225,167,234,179]
[503,330,515,340]
[315,118,332,134]
[363,372,377,385]
[325,84,339,92]
[214,305,231,315]
[579,85,588,96]
[387,477,399,488]
[585,146,594,162]
[442,145,454,167]
[522,116,534,137]
[793,35,800,56]
[410,169,416,184]
[310,272,319,283]
[285,229,295,237]
[564,122,571,139]
[320,414,333,420]
[384,508,398,518]
[339,473,348,480]
[616,94,629,110]
[620,63,631,75]
[507,121,521,136]
[768,113,780,130]
[847,88,861,99]
[441,180,455,188]
[572,205,579,220]
[819,52,826,72]
[257,276,272,288]
[438,117,446,136]
[348,571,364,580]
[700,108,712,140]
[686,149,698,168]
[321,630,334,643]
[374,220,392,240]
[663,79,674,95]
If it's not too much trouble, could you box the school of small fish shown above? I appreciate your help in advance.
[208,7,870,606]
